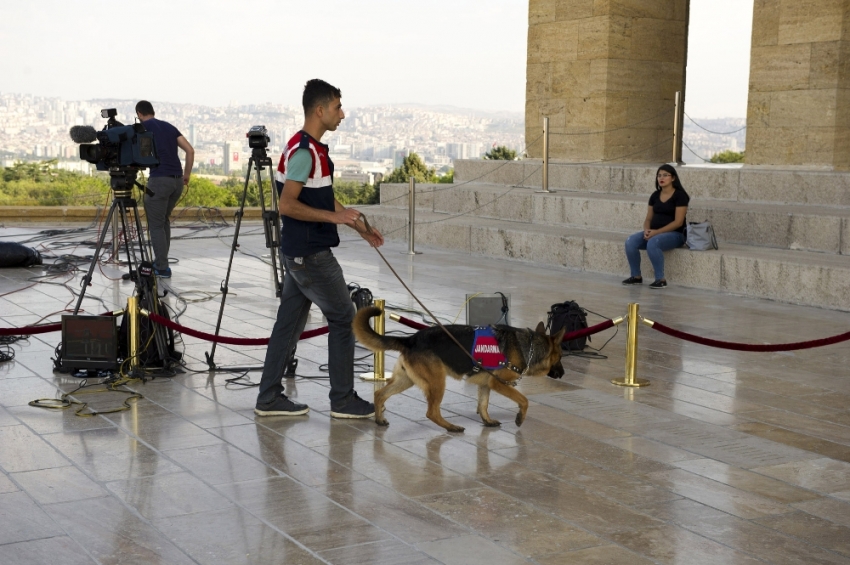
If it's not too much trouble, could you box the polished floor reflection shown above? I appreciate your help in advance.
[1,223,849,564]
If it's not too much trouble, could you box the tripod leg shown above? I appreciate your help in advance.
[116,201,139,279]
[256,161,283,297]
[73,201,118,314]
[205,158,254,369]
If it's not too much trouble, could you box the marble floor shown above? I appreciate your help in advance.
[0,221,849,565]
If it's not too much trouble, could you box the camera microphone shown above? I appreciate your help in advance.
[69,125,98,143]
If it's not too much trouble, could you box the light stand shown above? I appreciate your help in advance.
[205,129,283,370]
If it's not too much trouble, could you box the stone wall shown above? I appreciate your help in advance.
[526,0,689,163]
[745,0,850,168]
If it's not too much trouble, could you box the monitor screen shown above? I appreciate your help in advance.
[61,315,119,371]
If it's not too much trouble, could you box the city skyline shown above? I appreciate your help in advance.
[0,93,526,177]
[0,0,754,119]
[0,91,744,175]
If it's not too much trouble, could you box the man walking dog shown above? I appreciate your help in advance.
[255,79,384,418]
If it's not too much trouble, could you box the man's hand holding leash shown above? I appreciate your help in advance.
[347,211,384,248]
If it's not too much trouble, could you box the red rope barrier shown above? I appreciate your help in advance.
[392,315,430,330]
[0,323,61,336]
[147,313,328,346]
[648,320,850,352]
[391,315,616,343]
[0,311,118,337]
[563,318,615,342]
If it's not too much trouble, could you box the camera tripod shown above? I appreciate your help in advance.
[205,142,284,370]
[70,167,171,365]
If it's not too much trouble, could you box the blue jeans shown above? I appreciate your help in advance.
[257,249,355,405]
[624,231,685,281]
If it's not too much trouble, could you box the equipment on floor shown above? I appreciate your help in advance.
[546,300,589,352]
[348,283,374,311]
[466,292,510,326]
[59,314,119,373]
[0,241,43,268]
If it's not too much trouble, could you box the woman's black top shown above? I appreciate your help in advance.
[648,188,690,234]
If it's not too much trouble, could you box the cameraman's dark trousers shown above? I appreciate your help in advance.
[145,176,184,271]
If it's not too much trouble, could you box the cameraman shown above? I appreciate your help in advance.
[135,100,194,278]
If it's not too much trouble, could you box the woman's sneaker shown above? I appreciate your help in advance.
[622,276,643,285]
[254,395,309,416]
[649,280,667,290]
[331,391,375,419]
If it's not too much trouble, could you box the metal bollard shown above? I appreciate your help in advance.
[127,295,139,372]
[402,177,422,255]
[536,116,553,193]
[359,298,393,381]
[673,91,684,165]
[612,303,650,387]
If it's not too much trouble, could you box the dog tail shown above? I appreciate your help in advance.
[353,306,409,353]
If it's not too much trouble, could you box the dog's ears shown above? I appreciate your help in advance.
[535,321,546,334]
[552,327,565,345]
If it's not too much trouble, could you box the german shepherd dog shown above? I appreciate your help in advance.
[353,307,566,432]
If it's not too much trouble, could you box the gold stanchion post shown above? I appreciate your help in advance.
[359,298,392,381]
[127,296,140,372]
[612,302,650,387]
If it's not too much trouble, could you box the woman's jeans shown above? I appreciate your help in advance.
[624,231,685,281]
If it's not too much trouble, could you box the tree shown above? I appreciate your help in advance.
[0,161,110,205]
[383,152,437,184]
[710,150,744,164]
[179,177,238,207]
[436,168,454,184]
[334,180,379,206]
[484,146,517,160]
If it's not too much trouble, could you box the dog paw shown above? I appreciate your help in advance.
[447,425,465,433]
[376,418,389,427]
[483,420,501,427]
[515,413,525,427]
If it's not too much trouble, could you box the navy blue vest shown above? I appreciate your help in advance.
[277,132,339,257]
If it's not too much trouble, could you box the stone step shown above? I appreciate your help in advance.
[450,160,850,207]
[360,205,850,312]
[380,182,850,254]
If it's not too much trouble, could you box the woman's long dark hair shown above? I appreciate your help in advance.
[655,164,684,191]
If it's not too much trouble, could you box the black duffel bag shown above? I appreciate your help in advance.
[0,242,42,268]
[546,301,589,352]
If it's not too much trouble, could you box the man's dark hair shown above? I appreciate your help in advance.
[135,100,155,116]
[302,79,341,115]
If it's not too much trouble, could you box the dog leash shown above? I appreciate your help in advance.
[357,213,523,386]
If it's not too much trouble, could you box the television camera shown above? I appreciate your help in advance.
[69,108,159,191]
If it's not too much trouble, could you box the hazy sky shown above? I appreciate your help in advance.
[0,0,752,118]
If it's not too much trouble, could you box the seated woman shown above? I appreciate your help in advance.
[622,164,689,289]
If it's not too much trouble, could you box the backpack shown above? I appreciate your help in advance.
[347,283,374,311]
[546,301,589,352]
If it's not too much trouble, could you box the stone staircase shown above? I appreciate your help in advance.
[363,160,850,311]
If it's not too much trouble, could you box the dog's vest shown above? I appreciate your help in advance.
[470,327,507,370]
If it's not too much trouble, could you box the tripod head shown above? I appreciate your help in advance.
[109,166,143,199]
[246,125,273,165]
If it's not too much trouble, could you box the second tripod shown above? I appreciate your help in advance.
[205,126,283,369]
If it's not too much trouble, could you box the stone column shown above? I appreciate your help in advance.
[525,0,689,163]
[746,0,850,169]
